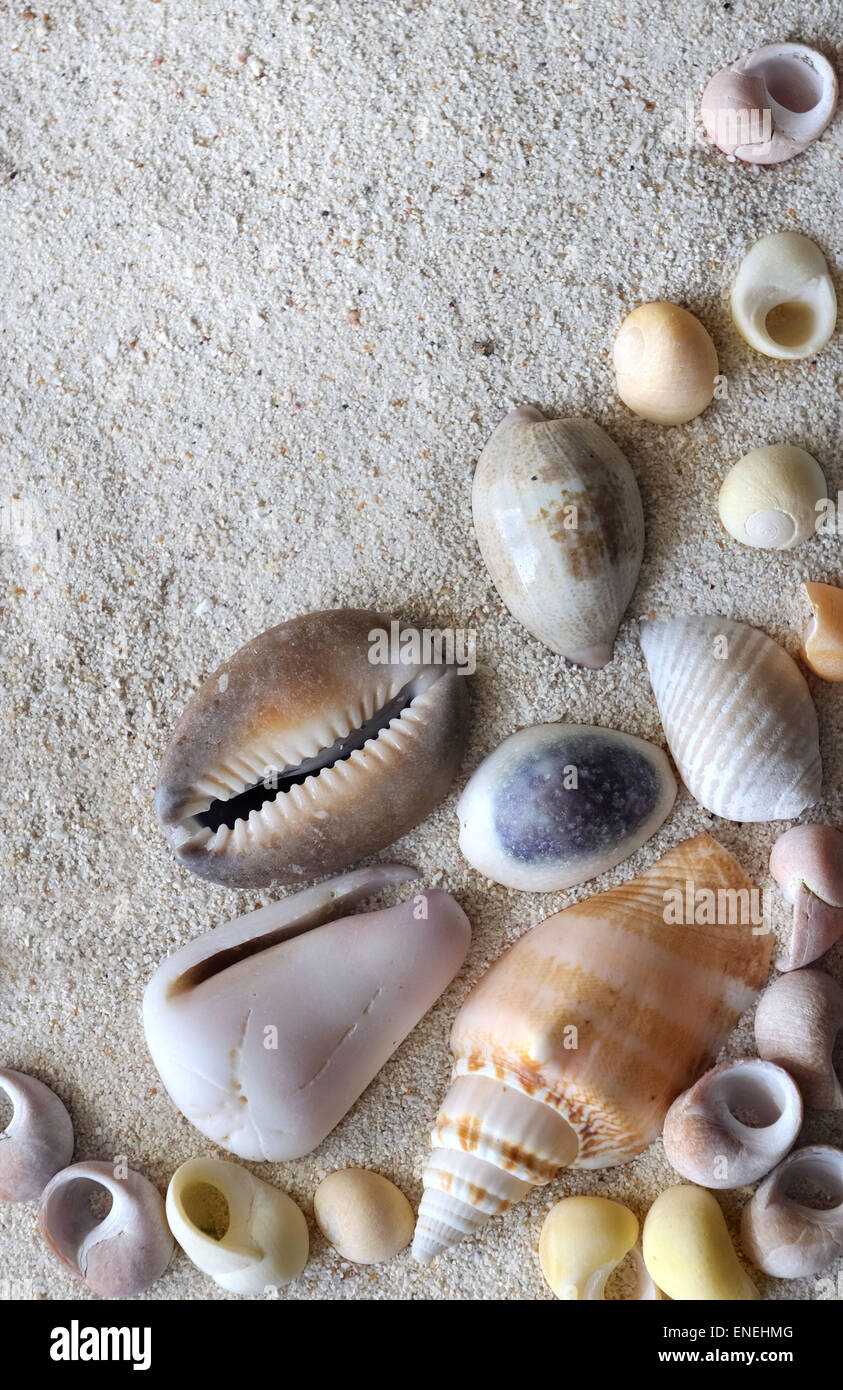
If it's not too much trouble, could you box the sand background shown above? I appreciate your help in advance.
[1,0,841,1301]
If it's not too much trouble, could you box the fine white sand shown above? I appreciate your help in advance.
[1,1,841,1301]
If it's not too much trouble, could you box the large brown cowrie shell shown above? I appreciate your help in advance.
[155,608,471,888]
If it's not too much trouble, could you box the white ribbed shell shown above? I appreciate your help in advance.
[640,615,821,821]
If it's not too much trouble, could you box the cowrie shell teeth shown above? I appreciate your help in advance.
[39,1160,173,1296]
[731,231,837,360]
[741,1145,843,1277]
[662,1058,802,1189]
[155,608,470,888]
[143,866,471,1161]
[166,1157,308,1294]
[639,613,821,821]
[0,1069,74,1202]
[702,43,837,165]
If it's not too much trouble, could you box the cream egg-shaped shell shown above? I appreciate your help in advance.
[613,302,719,425]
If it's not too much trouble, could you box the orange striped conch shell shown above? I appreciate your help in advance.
[412,834,772,1264]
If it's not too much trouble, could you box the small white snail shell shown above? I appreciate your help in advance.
[701,43,838,165]
[613,302,719,425]
[717,445,826,550]
[662,1059,802,1189]
[770,823,843,970]
[166,1156,308,1294]
[0,1069,74,1202]
[39,1160,174,1296]
[539,1196,660,1300]
[314,1169,414,1264]
[731,231,837,360]
[755,968,843,1109]
[741,1145,843,1278]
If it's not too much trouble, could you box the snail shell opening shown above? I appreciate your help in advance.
[731,232,837,360]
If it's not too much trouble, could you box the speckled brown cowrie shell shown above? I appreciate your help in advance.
[155,608,471,888]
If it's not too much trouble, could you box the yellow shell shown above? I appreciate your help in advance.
[411,834,772,1264]
[642,1184,759,1301]
[539,1196,658,1300]
[718,445,826,550]
[803,581,843,681]
[613,302,719,425]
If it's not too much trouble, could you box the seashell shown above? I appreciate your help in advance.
[754,967,843,1109]
[717,445,826,551]
[731,231,837,360]
[155,607,470,888]
[701,43,838,165]
[613,302,719,425]
[803,581,843,680]
[539,1196,660,1300]
[144,864,471,1161]
[39,1160,173,1296]
[662,1059,802,1189]
[0,1069,74,1202]
[314,1168,414,1264]
[770,823,843,970]
[642,1184,759,1300]
[457,723,676,891]
[741,1145,843,1277]
[640,614,821,821]
[166,1156,308,1293]
[411,834,771,1263]
[472,408,644,668]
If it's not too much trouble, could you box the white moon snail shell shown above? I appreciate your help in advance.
[639,613,821,821]
[718,445,826,550]
[0,1069,74,1202]
[472,408,644,668]
[457,723,676,891]
[166,1157,309,1293]
[741,1145,843,1278]
[39,1161,174,1297]
[143,865,471,1161]
[662,1058,802,1189]
[731,231,837,360]
[701,43,838,165]
[613,302,719,425]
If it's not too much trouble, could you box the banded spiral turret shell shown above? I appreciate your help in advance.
[640,614,821,821]
[472,408,644,668]
[412,834,771,1264]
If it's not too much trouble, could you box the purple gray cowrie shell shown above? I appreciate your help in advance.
[39,1160,174,1297]
[0,1069,74,1202]
[155,608,471,888]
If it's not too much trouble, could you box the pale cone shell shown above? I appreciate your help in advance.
[412,834,771,1264]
